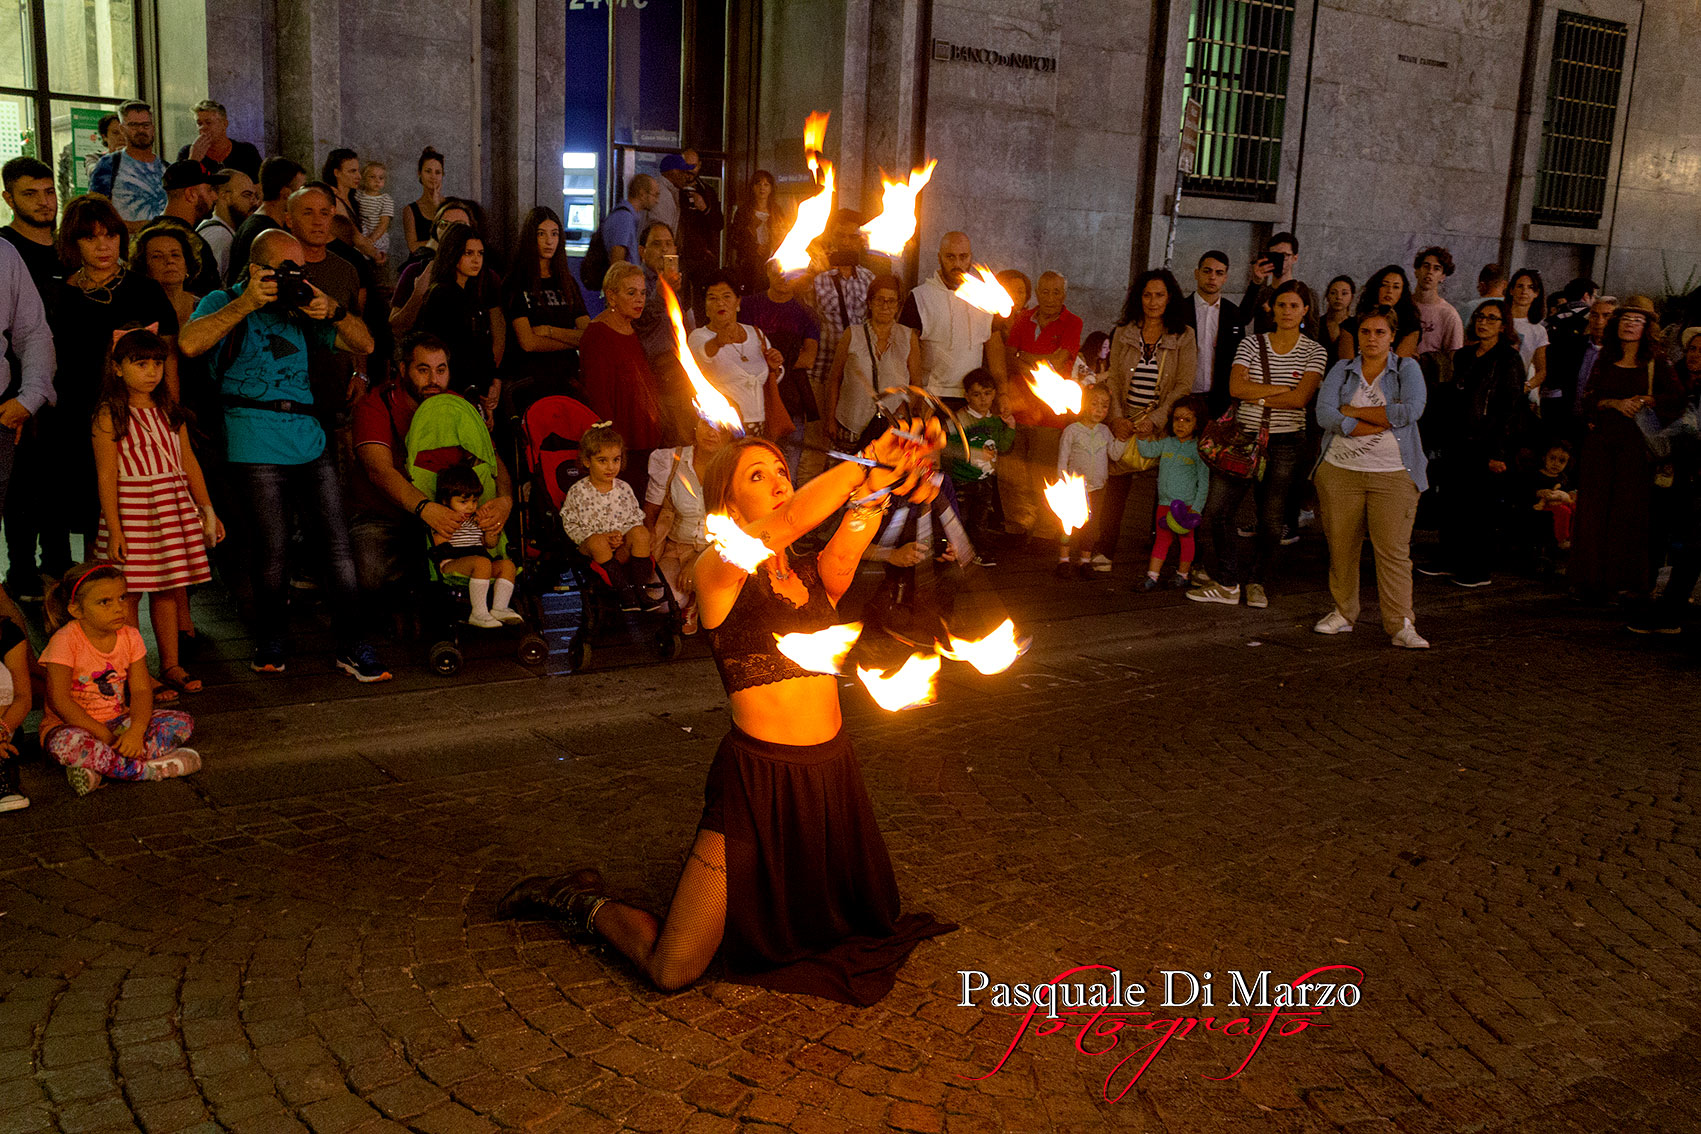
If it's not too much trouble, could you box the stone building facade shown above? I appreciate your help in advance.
[83,0,1701,334]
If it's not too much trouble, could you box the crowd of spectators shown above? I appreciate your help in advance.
[0,98,1699,811]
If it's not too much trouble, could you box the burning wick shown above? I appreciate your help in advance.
[1044,473,1090,536]
[705,513,773,573]
[953,266,1014,317]
[856,653,942,712]
[861,160,937,256]
[1027,362,1082,415]
[803,111,830,180]
[662,279,743,433]
[771,164,835,277]
[774,622,863,675]
[938,619,1028,676]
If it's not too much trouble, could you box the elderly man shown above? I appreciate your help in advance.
[1008,271,1082,376]
[1548,294,1618,441]
[176,99,262,180]
[181,228,382,680]
[899,231,1007,402]
[286,182,370,398]
[195,167,257,280]
[349,331,514,601]
[88,100,166,229]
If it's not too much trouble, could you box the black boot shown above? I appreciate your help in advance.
[496,868,608,937]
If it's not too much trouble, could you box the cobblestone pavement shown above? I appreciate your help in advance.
[2,561,1700,1133]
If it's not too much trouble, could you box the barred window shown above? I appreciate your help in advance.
[1181,0,1296,204]
[1532,12,1628,229]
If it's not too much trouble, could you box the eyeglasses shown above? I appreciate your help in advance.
[1476,313,1503,323]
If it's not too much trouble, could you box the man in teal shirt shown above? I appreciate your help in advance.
[181,228,387,680]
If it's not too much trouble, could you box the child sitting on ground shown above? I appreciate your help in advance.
[943,368,1015,562]
[1135,395,1211,589]
[1056,383,1129,578]
[1526,441,1577,553]
[0,598,31,811]
[433,462,525,627]
[40,563,200,797]
[560,423,664,610]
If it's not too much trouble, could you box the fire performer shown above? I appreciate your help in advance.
[498,422,956,1005]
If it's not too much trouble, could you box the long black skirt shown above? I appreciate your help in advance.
[700,724,955,1006]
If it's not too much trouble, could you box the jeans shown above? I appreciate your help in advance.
[230,452,363,651]
[350,511,422,595]
[1202,432,1303,586]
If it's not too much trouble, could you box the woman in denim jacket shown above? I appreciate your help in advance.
[1310,306,1431,648]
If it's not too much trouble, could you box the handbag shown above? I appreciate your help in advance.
[1199,336,1273,479]
[1632,361,1672,460]
[1110,339,1161,473]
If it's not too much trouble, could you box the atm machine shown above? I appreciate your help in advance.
[561,151,599,255]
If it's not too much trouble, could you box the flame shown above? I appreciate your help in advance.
[774,622,863,675]
[1027,362,1082,415]
[953,266,1014,317]
[856,652,941,712]
[938,618,1027,676]
[705,513,773,573]
[1044,473,1090,535]
[860,160,936,256]
[661,279,743,433]
[803,111,831,178]
[771,163,835,276]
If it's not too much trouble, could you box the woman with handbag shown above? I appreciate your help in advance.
[1311,306,1432,648]
[1570,296,1685,602]
[823,275,920,449]
[1099,269,1196,573]
[1188,281,1327,608]
[643,419,731,635]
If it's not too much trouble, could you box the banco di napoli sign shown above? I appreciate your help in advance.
[932,38,1057,74]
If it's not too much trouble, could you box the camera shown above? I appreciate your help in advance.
[268,260,315,309]
[828,249,861,268]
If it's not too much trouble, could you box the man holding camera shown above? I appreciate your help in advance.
[1240,231,1300,336]
[180,228,385,681]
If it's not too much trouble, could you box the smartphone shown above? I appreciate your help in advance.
[663,253,679,276]
[1266,251,1287,277]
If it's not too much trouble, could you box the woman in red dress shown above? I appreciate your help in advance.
[579,261,664,492]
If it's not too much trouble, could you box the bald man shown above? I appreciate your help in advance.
[182,226,385,680]
[899,231,1007,401]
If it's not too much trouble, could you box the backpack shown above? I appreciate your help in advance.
[578,203,629,292]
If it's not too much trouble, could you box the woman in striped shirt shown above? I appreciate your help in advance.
[1098,269,1197,572]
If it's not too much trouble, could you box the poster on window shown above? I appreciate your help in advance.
[71,107,109,194]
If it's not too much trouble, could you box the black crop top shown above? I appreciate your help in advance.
[708,553,839,692]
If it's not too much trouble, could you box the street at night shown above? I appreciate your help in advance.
[3,550,1698,1133]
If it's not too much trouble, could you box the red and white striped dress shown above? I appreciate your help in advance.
[94,406,212,593]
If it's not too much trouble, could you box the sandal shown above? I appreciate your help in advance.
[159,666,203,696]
[151,678,180,704]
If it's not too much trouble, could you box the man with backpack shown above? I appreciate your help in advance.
[580,174,658,291]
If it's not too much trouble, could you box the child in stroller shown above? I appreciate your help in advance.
[431,462,525,627]
[558,423,666,612]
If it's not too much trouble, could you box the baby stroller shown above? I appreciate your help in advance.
[405,392,549,676]
[514,394,682,671]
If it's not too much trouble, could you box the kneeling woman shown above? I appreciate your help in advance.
[501,426,955,1005]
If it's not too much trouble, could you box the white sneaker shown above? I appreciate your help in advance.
[1313,610,1354,634]
[1391,619,1430,649]
[491,606,525,625]
[1089,554,1113,573]
[1244,583,1268,608]
[467,611,503,629]
[1186,582,1240,605]
[145,748,202,780]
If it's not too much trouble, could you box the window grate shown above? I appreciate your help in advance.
[1181,0,1295,204]
[1533,12,1627,229]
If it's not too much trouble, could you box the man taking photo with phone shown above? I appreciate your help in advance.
[1241,231,1300,335]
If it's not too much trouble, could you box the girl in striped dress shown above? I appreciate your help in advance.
[92,327,223,702]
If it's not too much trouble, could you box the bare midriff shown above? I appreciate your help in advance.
[729,674,844,746]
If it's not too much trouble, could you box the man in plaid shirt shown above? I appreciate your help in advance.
[811,209,876,390]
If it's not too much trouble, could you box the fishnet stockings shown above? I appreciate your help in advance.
[592,829,727,991]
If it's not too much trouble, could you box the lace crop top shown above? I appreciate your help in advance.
[708,552,839,692]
